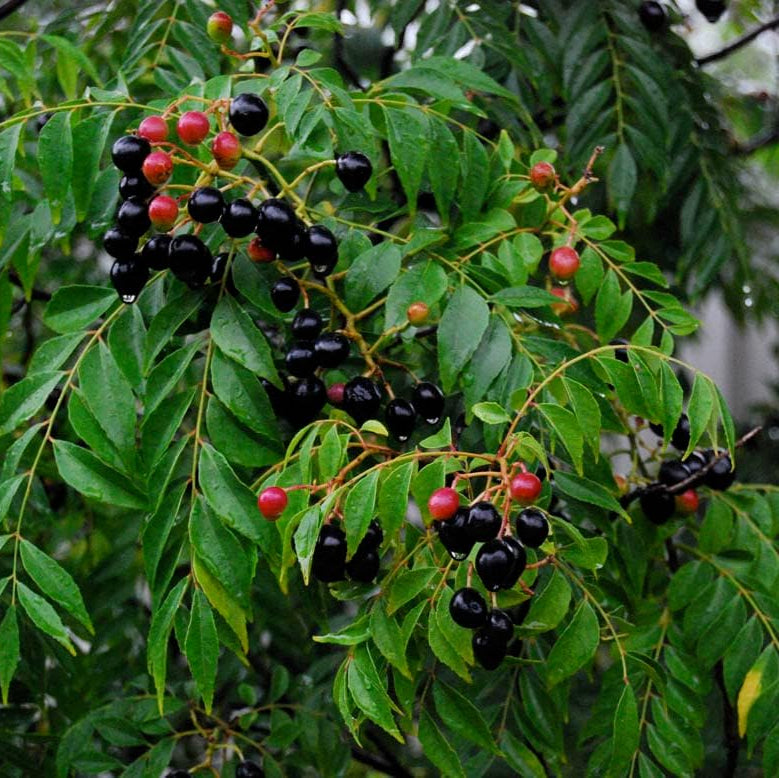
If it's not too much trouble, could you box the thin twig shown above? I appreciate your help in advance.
[697,13,779,66]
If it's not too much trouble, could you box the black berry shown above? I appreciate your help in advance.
[413,382,445,424]
[141,234,172,270]
[306,224,339,276]
[436,507,474,559]
[103,227,138,259]
[466,501,502,543]
[168,234,212,288]
[270,277,300,313]
[335,151,373,192]
[515,508,549,548]
[449,587,488,629]
[229,93,270,136]
[285,341,317,377]
[110,257,149,303]
[362,520,384,550]
[256,199,297,253]
[220,198,257,237]
[261,375,291,418]
[610,338,629,363]
[236,760,264,778]
[683,450,709,479]
[640,488,675,524]
[211,252,229,283]
[187,187,224,224]
[117,196,151,237]
[119,173,155,201]
[506,599,531,626]
[343,376,382,425]
[696,0,726,23]
[639,1,667,31]
[346,549,380,583]
[289,376,327,421]
[385,398,416,442]
[311,524,347,583]
[659,459,690,487]
[703,454,735,491]
[485,609,514,643]
[281,219,308,262]
[475,539,515,592]
[314,332,350,368]
[291,309,323,340]
[111,134,151,173]
[672,414,691,450]
[501,535,527,589]
[472,630,507,670]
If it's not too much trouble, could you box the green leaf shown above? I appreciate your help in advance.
[553,471,630,521]
[0,123,22,194]
[370,605,410,678]
[595,269,633,342]
[17,581,75,655]
[536,404,584,474]
[378,460,415,539]
[607,684,639,777]
[545,600,599,685]
[144,291,205,371]
[418,417,452,449]
[185,590,219,714]
[383,104,429,217]
[438,286,490,393]
[492,286,561,309]
[318,425,344,483]
[384,262,448,329]
[472,401,511,425]
[314,616,370,646]
[387,567,437,615]
[344,242,402,312]
[344,470,380,557]
[463,318,513,410]
[500,731,547,778]
[43,286,116,334]
[107,304,145,389]
[433,682,498,753]
[210,296,280,386]
[564,378,601,458]
[684,373,715,458]
[418,710,466,778]
[206,397,281,468]
[0,605,19,704]
[20,540,92,633]
[427,599,471,681]
[71,114,111,221]
[38,111,73,223]
[0,370,63,435]
[193,554,247,653]
[292,506,323,585]
[347,645,403,741]
[524,569,572,632]
[659,361,684,446]
[52,440,147,509]
[460,130,489,220]
[140,390,194,470]
[427,118,459,219]
[608,143,637,227]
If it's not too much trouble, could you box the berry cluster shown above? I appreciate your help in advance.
[311,520,384,584]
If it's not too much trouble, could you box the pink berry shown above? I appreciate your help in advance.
[258,486,288,519]
[207,11,233,44]
[138,116,169,143]
[549,246,580,281]
[675,489,699,516]
[177,111,210,146]
[327,382,345,405]
[530,161,556,190]
[148,195,179,230]
[428,487,460,521]
[509,472,542,505]
[247,237,275,263]
[211,130,242,170]
[142,151,173,186]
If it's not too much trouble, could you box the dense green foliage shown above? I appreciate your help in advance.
[0,1,777,776]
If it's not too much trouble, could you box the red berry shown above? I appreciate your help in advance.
[177,111,210,146]
[549,246,580,280]
[142,151,173,186]
[207,11,233,44]
[327,382,345,405]
[550,286,579,316]
[247,237,275,263]
[509,472,542,505]
[138,116,169,143]
[675,489,699,516]
[258,486,288,519]
[530,161,555,190]
[406,301,430,325]
[428,487,460,521]
[148,195,179,230]
[211,130,242,169]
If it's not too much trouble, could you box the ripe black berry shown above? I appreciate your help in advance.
[472,630,507,670]
[220,198,257,237]
[291,309,323,340]
[683,450,708,479]
[211,252,229,283]
[270,277,300,313]
[314,332,350,368]
[413,382,445,424]
[638,1,667,31]
[362,520,384,550]
[506,599,531,626]
[235,760,264,778]
[103,227,138,259]
[261,375,291,418]
[659,459,690,487]
[436,507,474,559]
[110,257,149,303]
[501,535,527,589]
[117,196,151,237]
[256,199,297,253]
[168,234,212,288]
[703,454,735,491]
[649,413,691,451]
[335,151,373,192]
[385,398,416,442]
[343,376,382,424]
[640,488,675,524]
[111,135,151,173]
[610,338,629,363]
[346,549,380,583]
[141,234,172,270]
[696,0,726,23]
[311,524,347,583]
[289,376,326,421]
[229,93,270,136]
[187,187,225,224]
[466,501,502,542]
[449,588,488,629]
[515,508,549,548]
[119,173,155,201]
[485,609,513,643]
[475,539,515,592]
[306,225,339,275]
[285,341,317,377]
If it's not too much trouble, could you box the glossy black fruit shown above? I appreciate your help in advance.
[449,588,488,629]
[638,1,667,31]
[261,375,291,418]
[385,398,416,442]
[472,629,507,670]
[168,234,212,288]
[306,225,339,275]
[256,199,297,252]
[111,135,151,173]
[236,760,265,778]
[343,376,381,424]
[683,450,709,479]
[703,454,735,491]
[221,198,257,237]
[285,341,317,377]
[346,549,380,583]
[671,414,691,450]
[270,277,300,312]
[314,332,350,368]
[187,187,225,224]
[485,609,513,643]
[311,524,347,583]
[501,535,527,589]
[291,309,323,340]
[229,93,270,136]
[659,459,690,487]
[466,501,502,542]
[506,598,531,626]
[696,0,726,22]
[279,219,308,262]
[335,151,373,192]
[515,508,549,548]
[110,257,149,303]
[141,234,172,270]
[362,520,383,550]
[610,338,629,363]
[436,507,474,559]
[289,376,327,421]
[412,382,445,424]
[103,227,138,259]
[117,196,151,237]
[640,488,676,524]
[210,252,229,283]
[119,173,155,201]
[475,539,515,592]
